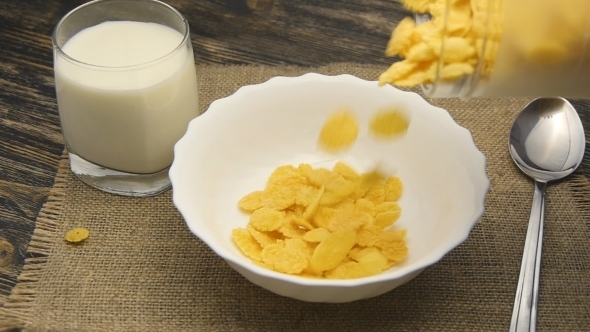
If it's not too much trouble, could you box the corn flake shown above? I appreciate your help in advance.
[249,207,285,232]
[386,17,418,57]
[238,190,264,212]
[311,228,357,273]
[232,228,263,261]
[248,224,279,247]
[328,209,371,233]
[318,110,359,152]
[333,161,359,181]
[369,109,410,139]
[262,243,308,275]
[376,230,409,262]
[303,227,331,243]
[65,228,89,243]
[374,211,401,228]
[384,177,403,202]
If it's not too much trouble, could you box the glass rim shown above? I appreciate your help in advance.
[52,0,191,70]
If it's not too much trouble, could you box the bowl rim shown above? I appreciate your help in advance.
[170,72,490,287]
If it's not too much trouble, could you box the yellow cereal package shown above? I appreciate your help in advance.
[232,161,408,279]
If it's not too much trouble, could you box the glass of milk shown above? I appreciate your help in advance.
[52,0,199,196]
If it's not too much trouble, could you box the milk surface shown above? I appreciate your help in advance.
[55,21,199,173]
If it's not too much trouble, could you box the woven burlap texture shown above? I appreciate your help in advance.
[1,64,589,332]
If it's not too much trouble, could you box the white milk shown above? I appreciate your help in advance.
[55,21,199,174]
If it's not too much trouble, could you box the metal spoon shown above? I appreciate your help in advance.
[508,97,586,331]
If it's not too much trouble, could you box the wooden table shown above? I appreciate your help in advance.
[0,0,588,308]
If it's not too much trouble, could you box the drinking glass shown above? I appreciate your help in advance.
[52,0,199,196]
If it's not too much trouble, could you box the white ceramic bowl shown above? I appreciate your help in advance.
[170,73,489,303]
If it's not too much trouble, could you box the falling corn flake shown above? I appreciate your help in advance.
[232,161,408,279]
[369,108,410,139]
[65,228,90,243]
[318,110,359,152]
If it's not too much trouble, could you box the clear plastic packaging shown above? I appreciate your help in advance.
[422,0,590,98]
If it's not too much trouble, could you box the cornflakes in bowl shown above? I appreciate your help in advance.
[170,73,489,303]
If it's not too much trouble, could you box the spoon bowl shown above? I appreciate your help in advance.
[508,97,586,332]
[510,97,586,182]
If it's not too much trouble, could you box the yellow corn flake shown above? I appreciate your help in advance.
[238,190,264,212]
[362,181,385,206]
[311,228,357,273]
[290,213,315,230]
[385,17,418,57]
[376,230,409,263]
[285,238,315,257]
[260,185,297,211]
[330,197,355,211]
[356,223,383,247]
[317,191,344,206]
[234,161,408,279]
[406,42,436,62]
[354,198,376,217]
[326,248,388,279]
[232,228,263,261]
[294,185,318,208]
[261,165,306,210]
[350,170,384,200]
[311,205,336,229]
[247,224,279,247]
[333,161,359,181]
[262,243,308,275]
[303,167,331,187]
[369,108,410,139]
[327,210,371,233]
[318,110,359,152]
[441,37,476,63]
[374,211,401,228]
[353,247,389,272]
[358,258,388,276]
[288,204,305,217]
[379,61,419,85]
[302,227,331,243]
[325,261,372,279]
[249,207,285,232]
[65,228,89,243]
[278,220,307,239]
[384,176,403,202]
[267,165,305,187]
[302,185,324,219]
[393,72,430,87]
[376,201,401,215]
[441,62,475,80]
[324,175,355,197]
[446,0,472,36]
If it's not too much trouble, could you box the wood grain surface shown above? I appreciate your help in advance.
[0,0,588,311]
[0,0,410,306]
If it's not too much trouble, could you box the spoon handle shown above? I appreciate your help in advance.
[510,181,546,332]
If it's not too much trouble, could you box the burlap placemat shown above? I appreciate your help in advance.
[1,64,589,331]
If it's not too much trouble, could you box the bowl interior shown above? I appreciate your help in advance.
[171,74,489,285]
